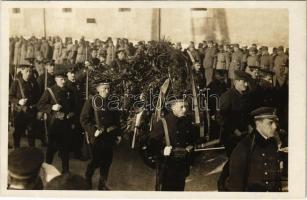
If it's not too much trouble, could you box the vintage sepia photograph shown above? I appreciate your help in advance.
[0,1,306,199]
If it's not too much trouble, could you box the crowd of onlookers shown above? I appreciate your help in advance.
[9,35,289,88]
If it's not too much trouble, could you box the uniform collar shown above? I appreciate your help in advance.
[256,128,269,140]
[254,129,276,146]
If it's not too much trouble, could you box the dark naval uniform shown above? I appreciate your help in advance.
[9,77,40,148]
[148,113,196,191]
[218,87,252,156]
[37,84,76,173]
[65,78,85,158]
[80,95,121,190]
[225,130,282,191]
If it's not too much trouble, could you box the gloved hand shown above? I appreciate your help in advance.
[116,136,122,145]
[52,104,62,111]
[94,129,102,137]
[185,145,194,153]
[36,112,43,120]
[163,146,172,156]
[18,98,27,106]
[234,129,243,136]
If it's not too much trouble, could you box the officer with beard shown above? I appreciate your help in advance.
[37,65,76,173]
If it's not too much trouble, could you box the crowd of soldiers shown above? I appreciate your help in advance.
[8,35,288,191]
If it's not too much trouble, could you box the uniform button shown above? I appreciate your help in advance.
[262,153,266,156]
[264,172,268,175]
[265,181,269,185]
[264,162,267,166]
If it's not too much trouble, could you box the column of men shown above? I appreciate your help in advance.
[9,36,288,191]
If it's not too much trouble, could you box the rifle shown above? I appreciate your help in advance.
[43,66,49,144]
[149,78,170,131]
[131,109,143,149]
[83,68,93,159]
[185,60,205,140]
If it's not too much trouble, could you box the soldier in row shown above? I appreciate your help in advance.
[37,65,78,173]
[80,79,122,190]
[9,64,40,148]
[148,92,197,191]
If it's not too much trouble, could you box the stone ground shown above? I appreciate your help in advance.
[9,131,227,191]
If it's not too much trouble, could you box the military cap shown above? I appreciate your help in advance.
[234,70,251,81]
[93,78,111,87]
[54,64,67,77]
[208,40,214,44]
[25,57,35,65]
[43,59,55,65]
[215,69,227,76]
[249,47,257,53]
[233,43,239,48]
[261,46,268,51]
[248,65,260,70]
[259,68,275,76]
[250,107,278,120]
[8,147,44,180]
[66,65,77,73]
[18,64,32,69]
[215,69,227,80]
[188,42,195,48]
[277,46,284,51]
[45,173,90,190]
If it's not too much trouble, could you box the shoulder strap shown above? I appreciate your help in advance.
[160,117,170,146]
[91,98,101,129]
[187,50,195,64]
[16,79,25,99]
[46,87,58,104]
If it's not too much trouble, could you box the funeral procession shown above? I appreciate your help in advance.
[7,8,288,192]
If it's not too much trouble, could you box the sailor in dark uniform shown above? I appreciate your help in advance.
[148,92,196,191]
[225,107,284,192]
[65,66,86,160]
[9,64,40,148]
[37,65,77,173]
[80,79,122,190]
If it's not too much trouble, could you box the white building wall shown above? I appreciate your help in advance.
[9,8,288,47]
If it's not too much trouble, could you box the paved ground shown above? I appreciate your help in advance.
[9,132,227,191]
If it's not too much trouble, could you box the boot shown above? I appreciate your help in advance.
[85,176,92,189]
[98,177,110,190]
[85,163,95,189]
